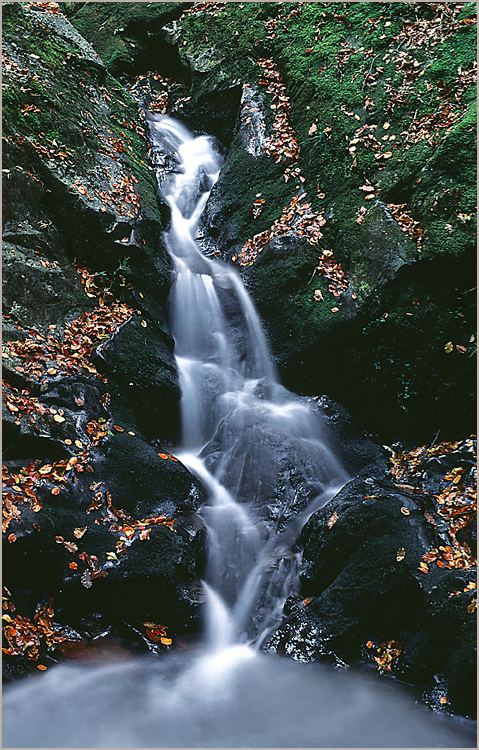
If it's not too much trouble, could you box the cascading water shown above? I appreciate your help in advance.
[3,116,475,749]
[154,115,347,650]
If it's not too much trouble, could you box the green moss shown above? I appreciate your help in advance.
[3,4,161,220]
[178,1,474,274]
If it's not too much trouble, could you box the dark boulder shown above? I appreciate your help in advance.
[268,457,477,717]
[4,429,206,632]
[96,318,180,441]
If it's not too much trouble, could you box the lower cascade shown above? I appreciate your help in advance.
[3,118,475,749]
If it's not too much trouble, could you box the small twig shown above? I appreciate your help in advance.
[362,55,378,91]
[429,429,440,449]
[307,266,318,286]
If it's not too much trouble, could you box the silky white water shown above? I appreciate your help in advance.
[2,117,475,748]
[155,114,348,650]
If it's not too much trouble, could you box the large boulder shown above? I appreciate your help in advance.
[268,446,477,717]
[96,318,180,441]
[4,426,205,630]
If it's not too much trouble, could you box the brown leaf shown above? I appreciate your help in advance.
[327,511,339,529]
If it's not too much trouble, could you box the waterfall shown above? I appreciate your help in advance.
[150,115,347,650]
[3,117,475,749]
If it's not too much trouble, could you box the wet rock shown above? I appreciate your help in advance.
[201,381,347,535]
[96,317,180,441]
[198,89,284,258]
[2,4,203,665]
[313,396,386,476]
[350,201,417,291]
[4,430,205,632]
[2,234,91,331]
[93,430,204,515]
[268,456,477,717]
[68,3,184,77]
[242,234,356,372]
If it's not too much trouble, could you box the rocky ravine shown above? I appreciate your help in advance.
[2,1,476,720]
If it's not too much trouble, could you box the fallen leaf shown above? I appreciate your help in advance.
[53,414,65,423]
[400,507,411,516]
[444,341,454,353]
[63,541,78,554]
[327,511,339,529]
[396,547,406,562]
[308,123,318,135]
[73,527,87,539]
[81,570,93,589]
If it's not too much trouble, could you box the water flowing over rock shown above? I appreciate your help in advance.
[2,3,476,746]
[151,114,348,648]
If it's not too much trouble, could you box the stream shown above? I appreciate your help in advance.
[3,117,476,749]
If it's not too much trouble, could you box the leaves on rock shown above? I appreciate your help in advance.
[366,639,403,673]
[143,622,173,646]
[2,591,80,665]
